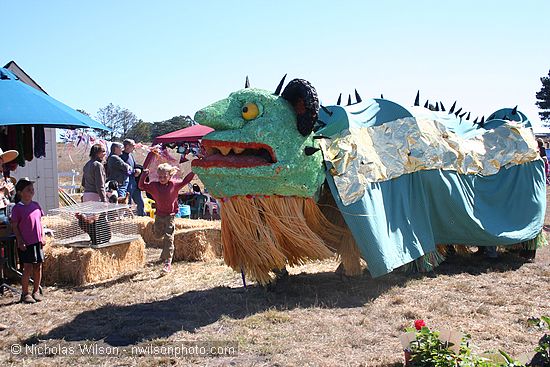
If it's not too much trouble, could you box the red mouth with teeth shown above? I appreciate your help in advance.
[192,139,277,168]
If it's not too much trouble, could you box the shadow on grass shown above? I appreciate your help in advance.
[435,250,531,276]
[28,270,410,346]
[27,251,533,347]
[70,269,164,292]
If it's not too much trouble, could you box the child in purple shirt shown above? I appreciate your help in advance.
[11,178,45,304]
[139,163,194,273]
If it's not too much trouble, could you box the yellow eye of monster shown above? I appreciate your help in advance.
[241,103,259,120]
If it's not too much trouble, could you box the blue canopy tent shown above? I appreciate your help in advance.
[0,67,109,131]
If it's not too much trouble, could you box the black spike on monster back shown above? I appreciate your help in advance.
[274,74,287,95]
[512,105,518,115]
[312,120,327,132]
[414,90,420,106]
[320,105,333,116]
[355,89,362,103]
[424,100,429,108]
[347,94,352,106]
[435,102,440,111]
[449,101,456,114]
[245,76,250,88]
[466,112,470,120]
[337,93,342,105]
[380,94,384,99]
[440,102,446,112]
[304,146,321,156]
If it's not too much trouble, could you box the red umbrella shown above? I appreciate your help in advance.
[153,124,214,144]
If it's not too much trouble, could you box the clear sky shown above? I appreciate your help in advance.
[2,0,550,126]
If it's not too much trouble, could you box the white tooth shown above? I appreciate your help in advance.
[218,146,231,156]
[233,147,245,154]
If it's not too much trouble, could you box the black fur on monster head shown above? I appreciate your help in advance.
[280,78,319,136]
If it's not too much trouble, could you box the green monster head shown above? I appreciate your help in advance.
[192,77,325,198]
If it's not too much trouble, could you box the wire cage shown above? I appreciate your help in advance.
[48,202,140,248]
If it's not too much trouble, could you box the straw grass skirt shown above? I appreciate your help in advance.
[219,196,360,285]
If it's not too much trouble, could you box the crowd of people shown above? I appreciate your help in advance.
[80,139,194,274]
[82,139,145,216]
[1,138,195,307]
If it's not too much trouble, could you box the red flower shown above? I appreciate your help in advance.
[414,319,426,330]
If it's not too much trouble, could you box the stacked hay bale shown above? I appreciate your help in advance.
[130,217,222,262]
[42,236,145,286]
[42,215,73,234]
[42,214,146,286]
[171,227,222,261]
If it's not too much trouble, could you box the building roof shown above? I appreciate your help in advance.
[3,60,48,94]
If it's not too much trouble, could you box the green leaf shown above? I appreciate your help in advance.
[499,349,514,363]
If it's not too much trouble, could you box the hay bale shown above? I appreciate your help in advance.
[174,218,221,230]
[44,234,55,247]
[131,216,153,233]
[42,215,73,233]
[133,217,221,253]
[131,217,158,246]
[129,216,220,232]
[173,228,222,262]
[42,238,145,286]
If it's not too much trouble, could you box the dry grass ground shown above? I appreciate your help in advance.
[0,152,549,366]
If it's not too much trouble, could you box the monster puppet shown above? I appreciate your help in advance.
[192,77,354,284]
[192,77,546,285]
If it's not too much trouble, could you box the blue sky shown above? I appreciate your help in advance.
[2,0,550,126]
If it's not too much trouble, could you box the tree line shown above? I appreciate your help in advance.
[536,69,550,125]
[77,103,195,143]
[78,72,550,139]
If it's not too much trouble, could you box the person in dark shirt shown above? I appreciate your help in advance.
[121,139,145,215]
[537,138,547,159]
[106,142,131,203]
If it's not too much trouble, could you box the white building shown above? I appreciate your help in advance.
[3,61,59,212]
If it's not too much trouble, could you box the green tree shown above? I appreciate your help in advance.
[96,103,138,140]
[96,103,121,140]
[536,69,550,125]
[118,108,138,139]
[125,120,152,143]
[151,115,195,139]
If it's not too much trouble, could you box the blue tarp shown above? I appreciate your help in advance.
[326,162,545,277]
[321,100,546,277]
